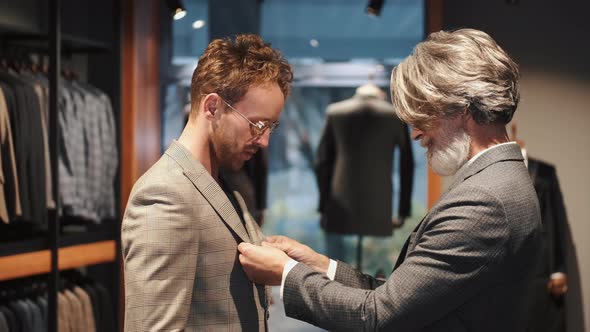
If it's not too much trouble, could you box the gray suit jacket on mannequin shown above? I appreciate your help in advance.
[285,143,542,331]
[315,94,414,236]
[122,141,269,331]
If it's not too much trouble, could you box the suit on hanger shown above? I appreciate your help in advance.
[0,87,21,223]
[525,158,567,332]
[284,143,542,331]
[0,310,8,332]
[0,72,46,226]
[315,94,413,236]
[122,141,269,331]
[73,286,96,332]
[0,306,17,332]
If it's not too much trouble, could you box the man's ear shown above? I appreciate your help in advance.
[462,107,472,123]
[203,95,219,119]
[463,109,478,134]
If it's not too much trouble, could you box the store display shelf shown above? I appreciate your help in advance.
[0,227,116,257]
[0,240,116,281]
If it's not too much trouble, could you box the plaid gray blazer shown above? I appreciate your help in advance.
[283,143,542,331]
[122,141,269,331]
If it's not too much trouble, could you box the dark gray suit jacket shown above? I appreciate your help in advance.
[315,94,414,236]
[285,143,542,331]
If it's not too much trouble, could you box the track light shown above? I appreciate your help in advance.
[166,0,187,20]
[192,20,206,29]
[366,0,385,17]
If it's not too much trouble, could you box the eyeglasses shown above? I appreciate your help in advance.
[204,94,280,137]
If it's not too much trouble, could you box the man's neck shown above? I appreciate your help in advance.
[467,123,510,159]
[177,116,219,180]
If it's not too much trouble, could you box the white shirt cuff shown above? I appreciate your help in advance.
[280,259,299,300]
[279,259,338,300]
[327,259,337,280]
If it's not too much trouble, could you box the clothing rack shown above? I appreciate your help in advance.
[0,1,121,332]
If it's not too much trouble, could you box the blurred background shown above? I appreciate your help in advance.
[0,0,588,331]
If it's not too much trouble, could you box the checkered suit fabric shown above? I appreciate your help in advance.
[122,141,268,331]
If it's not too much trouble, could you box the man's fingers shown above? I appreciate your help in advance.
[264,235,280,243]
[262,241,285,250]
[263,242,280,249]
[238,242,254,255]
[265,235,289,243]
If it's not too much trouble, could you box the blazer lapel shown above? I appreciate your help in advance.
[231,190,270,309]
[393,214,426,271]
[165,141,251,243]
[232,190,264,245]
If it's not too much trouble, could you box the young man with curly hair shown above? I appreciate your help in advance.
[122,34,293,332]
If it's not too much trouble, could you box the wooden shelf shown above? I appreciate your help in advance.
[0,240,116,281]
[0,226,117,257]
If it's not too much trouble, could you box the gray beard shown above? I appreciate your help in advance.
[428,130,471,176]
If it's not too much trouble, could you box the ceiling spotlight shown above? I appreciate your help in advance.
[192,20,206,29]
[173,8,186,20]
[366,0,385,17]
[166,0,187,20]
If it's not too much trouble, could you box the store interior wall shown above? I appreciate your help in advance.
[443,1,590,331]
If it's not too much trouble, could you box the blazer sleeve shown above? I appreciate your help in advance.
[547,166,567,273]
[334,260,386,290]
[122,178,200,332]
[283,185,510,331]
[314,115,337,213]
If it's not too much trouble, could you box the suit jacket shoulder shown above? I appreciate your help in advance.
[326,96,395,116]
[122,143,212,331]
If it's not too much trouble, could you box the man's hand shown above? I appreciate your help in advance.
[547,272,568,298]
[264,236,330,274]
[238,242,290,286]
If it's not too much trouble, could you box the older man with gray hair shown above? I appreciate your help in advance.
[238,28,542,332]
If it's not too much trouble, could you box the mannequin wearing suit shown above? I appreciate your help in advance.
[121,34,292,331]
[238,29,542,332]
[315,84,414,236]
[525,156,568,332]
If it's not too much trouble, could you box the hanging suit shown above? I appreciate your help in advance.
[525,157,567,332]
[315,94,413,236]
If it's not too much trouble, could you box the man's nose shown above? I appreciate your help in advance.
[254,130,271,148]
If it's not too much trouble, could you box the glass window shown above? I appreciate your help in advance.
[261,0,423,61]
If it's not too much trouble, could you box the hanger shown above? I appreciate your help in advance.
[355,70,385,99]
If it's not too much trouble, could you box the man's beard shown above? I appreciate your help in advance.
[211,124,245,171]
[426,124,471,176]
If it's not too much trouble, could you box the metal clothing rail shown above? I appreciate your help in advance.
[48,1,61,331]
